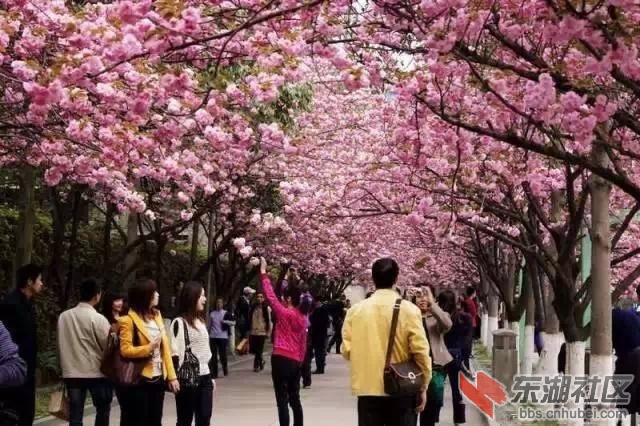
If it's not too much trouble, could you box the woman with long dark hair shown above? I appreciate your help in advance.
[100,291,127,424]
[170,281,213,426]
[101,291,127,333]
[422,289,467,425]
[259,258,309,426]
[118,279,179,426]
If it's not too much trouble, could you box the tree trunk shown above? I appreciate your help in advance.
[13,166,36,287]
[537,279,564,375]
[123,213,138,288]
[102,204,115,289]
[522,278,536,375]
[205,213,215,314]
[487,294,500,349]
[589,142,614,426]
[480,272,490,346]
[190,219,200,277]
[63,190,82,309]
[566,340,587,426]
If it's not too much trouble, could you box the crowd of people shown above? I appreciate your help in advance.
[0,261,354,426]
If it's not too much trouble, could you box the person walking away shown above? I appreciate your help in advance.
[0,321,26,426]
[612,308,640,426]
[209,298,234,378]
[259,258,309,426]
[342,258,432,426]
[326,295,347,354]
[462,287,478,342]
[309,299,330,374]
[236,287,255,340]
[249,293,271,372]
[118,279,180,426]
[58,279,113,426]
[171,282,214,426]
[101,291,127,421]
[0,264,44,426]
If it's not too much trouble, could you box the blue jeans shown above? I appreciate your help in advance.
[64,378,113,426]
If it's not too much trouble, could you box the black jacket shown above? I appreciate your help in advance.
[0,290,37,376]
[310,305,331,344]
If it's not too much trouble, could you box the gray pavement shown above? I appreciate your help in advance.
[42,353,485,425]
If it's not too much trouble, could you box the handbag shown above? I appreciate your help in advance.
[48,385,69,420]
[383,298,426,396]
[236,337,249,355]
[176,319,200,388]
[101,317,149,386]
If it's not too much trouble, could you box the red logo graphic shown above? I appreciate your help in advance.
[459,371,508,419]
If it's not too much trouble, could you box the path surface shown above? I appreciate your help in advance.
[42,353,485,425]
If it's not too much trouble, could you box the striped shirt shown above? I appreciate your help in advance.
[0,320,25,387]
[186,322,212,376]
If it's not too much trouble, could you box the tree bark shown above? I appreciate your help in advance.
[102,204,115,289]
[123,212,138,288]
[523,275,536,375]
[487,293,500,349]
[589,141,613,426]
[190,219,200,277]
[13,166,36,287]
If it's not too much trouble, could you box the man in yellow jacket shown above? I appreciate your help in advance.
[342,258,432,426]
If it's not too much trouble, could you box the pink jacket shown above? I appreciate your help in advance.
[261,274,307,362]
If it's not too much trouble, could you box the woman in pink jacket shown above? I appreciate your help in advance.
[260,258,310,426]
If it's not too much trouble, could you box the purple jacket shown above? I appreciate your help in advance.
[0,321,26,388]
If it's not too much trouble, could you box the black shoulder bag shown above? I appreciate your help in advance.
[383,298,426,396]
[176,319,200,388]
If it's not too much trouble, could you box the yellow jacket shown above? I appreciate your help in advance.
[118,311,177,381]
[341,289,432,396]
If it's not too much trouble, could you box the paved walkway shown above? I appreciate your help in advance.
[42,354,485,425]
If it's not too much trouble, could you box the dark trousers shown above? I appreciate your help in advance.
[357,395,418,426]
[210,338,229,378]
[327,326,342,354]
[461,346,472,371]
[301,343,312,387]
[271,355,303,426]
[64,378,113,426]
[119,377,165,426]
[175,375,214,426]
[114,386,128,426]
[12,374,35,426]
[421,362,465,425]
[250,335,267,370]
[313,340,327,373]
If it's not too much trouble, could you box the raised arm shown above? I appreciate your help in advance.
[430,303,453,333]
[261,273,288,319]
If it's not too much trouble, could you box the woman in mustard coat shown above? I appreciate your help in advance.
[118,279,179,426]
